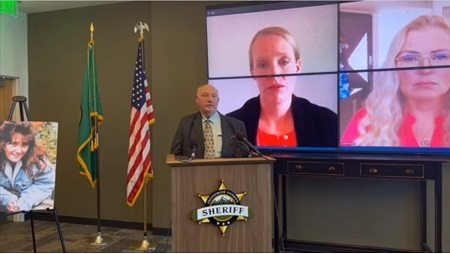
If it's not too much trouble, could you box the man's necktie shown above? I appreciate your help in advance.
[204,120,215,159]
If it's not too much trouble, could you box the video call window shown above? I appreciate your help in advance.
[339,1,450,154]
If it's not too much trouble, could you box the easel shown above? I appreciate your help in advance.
[3,96,66,252]
[7,95,29,121]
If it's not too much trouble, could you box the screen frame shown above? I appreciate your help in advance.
[205,0,450,155]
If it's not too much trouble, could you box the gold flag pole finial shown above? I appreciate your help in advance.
[90,22,95,45]
[134,21,149,42]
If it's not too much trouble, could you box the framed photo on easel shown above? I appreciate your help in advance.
[0,121,58,212]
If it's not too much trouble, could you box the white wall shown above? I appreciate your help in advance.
[0,11,28,99]
[374,8,429,68]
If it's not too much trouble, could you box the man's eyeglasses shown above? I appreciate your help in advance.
[395,51,450,68]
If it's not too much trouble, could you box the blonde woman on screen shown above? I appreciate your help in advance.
[227,26,337,147]
[341,15,450,147]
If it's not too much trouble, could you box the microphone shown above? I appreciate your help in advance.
[235,132,264,157]
[176,120,197,162]
[176,138,197,162]
[228,135,251,158]
[189,138,198,159]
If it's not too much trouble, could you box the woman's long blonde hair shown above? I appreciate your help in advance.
[355,15,450,146]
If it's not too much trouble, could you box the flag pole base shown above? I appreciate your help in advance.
[89,232,109,246]
[132,237,157,251]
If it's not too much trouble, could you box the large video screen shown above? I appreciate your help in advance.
[206,1,450,154]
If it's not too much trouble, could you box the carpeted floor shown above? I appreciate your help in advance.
[0,219,171,253]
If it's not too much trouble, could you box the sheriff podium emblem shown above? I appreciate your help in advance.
[191,180,253,236]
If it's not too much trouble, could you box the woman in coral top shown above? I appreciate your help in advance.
[227,27,337,148]
[341,15,450,148]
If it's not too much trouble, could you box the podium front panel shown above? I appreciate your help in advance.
[170,159,273,252]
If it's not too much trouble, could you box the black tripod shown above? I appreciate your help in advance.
[8,96,30,121]
[2,96,66,252]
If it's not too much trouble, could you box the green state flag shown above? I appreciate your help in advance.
[77,41,103,188]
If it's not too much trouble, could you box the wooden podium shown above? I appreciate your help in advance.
[166,154,275,252]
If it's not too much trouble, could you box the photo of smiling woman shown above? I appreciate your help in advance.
[0,121,58,212]
[227,27,338,147]
[341,15,450,147]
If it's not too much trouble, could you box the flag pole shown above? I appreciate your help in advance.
[92,116,105,245]
[133,181,156,250]
[88,23,107,246]
[130,21,157,251]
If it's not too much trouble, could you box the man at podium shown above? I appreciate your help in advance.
[170,84,247,159]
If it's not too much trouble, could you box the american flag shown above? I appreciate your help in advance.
[126,39,155,207]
